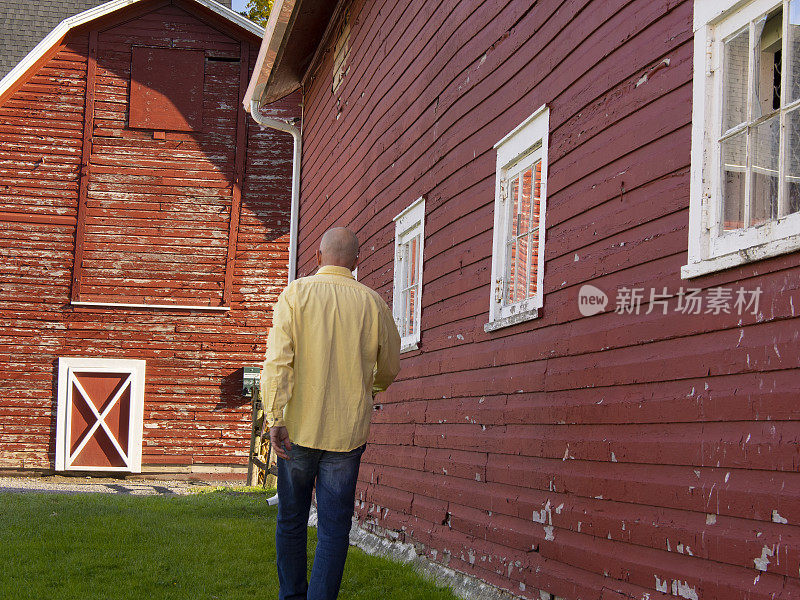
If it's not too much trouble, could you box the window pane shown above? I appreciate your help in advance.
[518,238,528,302]
[405,240,412,288]
[721,131,747,230]
[397,290,408,336]
[506,237,528,305]
[787,107,800,214]
[517,169,531,236]
[506,241,514,303]
[399,288,406,336]
[753,10,783,118]
[398,289,406,336]
[527,229,539,297]
[510,177,521,237]
[408,236,419,286]
[504,161,543,305]
[407,285,416,336]
[789,0,800,104]
[517,234,529,301]
[751,115,780,225]
[398,234,421,338]
[514,176,526,238]
[506,240,518,303]
[400,244,408,292]
[724,28,750,131]
[530,161,542,230]
[527,163,542,298]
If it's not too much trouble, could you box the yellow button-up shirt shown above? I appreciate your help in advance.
[261,265,401,451]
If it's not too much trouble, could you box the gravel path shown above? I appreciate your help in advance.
[0,475,219,496]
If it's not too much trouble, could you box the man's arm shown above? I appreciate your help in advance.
[373,301,401,393]
[261,287,295,433]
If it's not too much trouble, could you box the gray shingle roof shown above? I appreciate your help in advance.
[0,0,234,80]
[0,0,107,79]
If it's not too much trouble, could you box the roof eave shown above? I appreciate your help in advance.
[243,0,299,112]
[244,0,338,111]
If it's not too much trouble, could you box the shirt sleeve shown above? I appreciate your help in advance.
[261,287,295,428]
[373,300,401,393]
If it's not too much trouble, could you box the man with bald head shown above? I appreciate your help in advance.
[261,227,401,600]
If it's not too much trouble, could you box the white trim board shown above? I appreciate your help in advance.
[71,301,231,312]
[0,0,263,101]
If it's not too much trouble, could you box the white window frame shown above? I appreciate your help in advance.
[485,104,549,332]
[393,197,425,353]
[684,0,800,278]
[55,357,146,473]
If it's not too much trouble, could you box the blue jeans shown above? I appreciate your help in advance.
[276,443,365,600]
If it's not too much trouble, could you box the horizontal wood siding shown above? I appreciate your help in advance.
[298,0,800,598]
[0,5,298,474]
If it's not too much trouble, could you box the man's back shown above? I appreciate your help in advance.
[262,265,400,451]
[263,228,401,600]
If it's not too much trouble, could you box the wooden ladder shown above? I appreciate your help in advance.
[247,386,278,488]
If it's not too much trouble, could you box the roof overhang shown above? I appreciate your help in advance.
[0,0,263,104]
[243,0,338,112]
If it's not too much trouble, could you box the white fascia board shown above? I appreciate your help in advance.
[243,0,296,111]
[0,0,263,101]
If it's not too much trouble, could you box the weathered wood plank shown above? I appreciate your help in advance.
[223,41,249,306]
[71,29,97,302]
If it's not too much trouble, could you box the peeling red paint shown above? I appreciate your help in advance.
[0,3,300,476]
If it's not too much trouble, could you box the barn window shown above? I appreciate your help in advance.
[684,0,800,278]
[129,47,205,131]
[392,197,425,352]
[485,105,549,332]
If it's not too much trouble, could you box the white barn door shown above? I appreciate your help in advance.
[55,358,146,472]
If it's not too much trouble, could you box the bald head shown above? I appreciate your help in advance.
[318,227,359,270]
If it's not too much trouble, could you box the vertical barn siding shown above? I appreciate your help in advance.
[0,5,299,475]
[83,7,242,306]
[297,0,800,598]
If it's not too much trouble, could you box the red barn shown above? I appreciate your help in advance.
[246,0,800,598]
[0,0,300,480]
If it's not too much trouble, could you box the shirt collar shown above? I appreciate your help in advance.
[317,265,355,279]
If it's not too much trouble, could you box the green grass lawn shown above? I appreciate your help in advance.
[0,489,458,600]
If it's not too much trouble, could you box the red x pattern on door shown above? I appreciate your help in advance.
[68,372,131,469]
